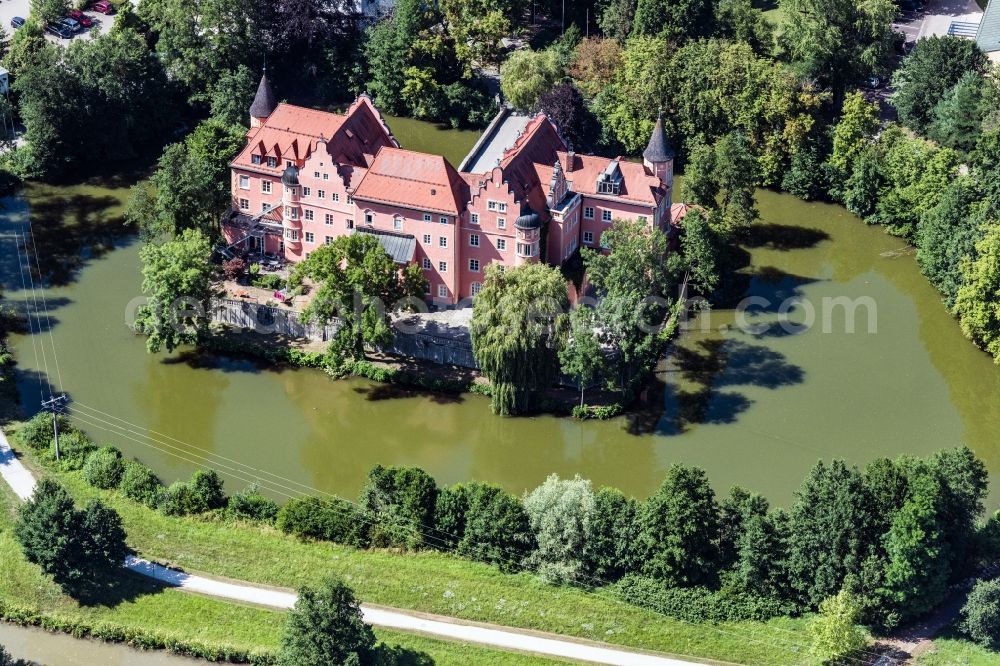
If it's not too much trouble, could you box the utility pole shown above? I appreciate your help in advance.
[41,394,69,461]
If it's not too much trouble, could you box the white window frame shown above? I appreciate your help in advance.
[440,216,448,225]
[393,216,403,230]
[365,212,374,225]
[325,214,334,225]
[583,231,594,244]
[438,261,447,272]
[469,259,480,272]
[471,282,481,296]
[317,190,325,199]
[304,209,314,221]
[239,175,250,190]
[332,193,340,202]
[470,213,479,225]
[422,234,431,244]
[602,209,613,222]
[584,206,594,219]
[422,258,432,270]
[469,234,480,247]
[439,237,447,248]
[496,238,506,251]
[302,186,311,196]
[262,180,272,194]
[497,217,506,229]
[304,231,315,243]
[437,284,448,298]
[423,213,432,222]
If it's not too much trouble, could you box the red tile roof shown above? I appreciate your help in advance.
[232,97,396,174]
[352,147,467,216]
[558,152,664,206]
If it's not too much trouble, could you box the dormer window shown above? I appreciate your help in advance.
[598,181,621,195]
[597,161,623,195]
[266,156,278,168]
[252,154,262,165]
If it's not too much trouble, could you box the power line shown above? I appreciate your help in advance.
[11,232,44,403]
[25,221,64,392]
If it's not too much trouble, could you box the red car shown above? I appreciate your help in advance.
[91,0,115,14]
[67,9,93,27]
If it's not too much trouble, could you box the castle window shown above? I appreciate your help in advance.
[637,215,648,224]
[498,202,507,213]
[439,261,447,272]
[305,232,315,243]
[602,210,612,222]
[266,157,278,168]
[332,193,340,202]
[497,238,506,251]
[497,217,506,229]
[423,213,432,222]
[583,231,594,244]
[287,206,298,219]
[365,212,374,225]
[470,213,479,225]
[262,180,272,194]
[469,259,480,272]
[584,206,594,219]
[469,234,480,247]
[314,171,320,178]
[439,236,447,248]
[422,258,432,270]
[440,216,448,224]
[305,210,314,221]
[517,243,533,256]
[322,173,329,180]
[239,198,249,210]
[393,216,403,230]
[239,175,250,189]
[346,219,354,229]
[325,236,334,245]
[302,186,310,196]
[252,155,262,165]
[471,282,481,296]
[437,284,448,298]
[347,196,354,204]
[317,190,325,199]
[325,214,333,225]
[423,234,431,244]
[487,200,497,211]
[285,229,299,240]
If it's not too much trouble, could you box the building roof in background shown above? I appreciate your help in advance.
[351,227,417,264]
[978,0,1000,52]
[352,147,466,216]
[555,152,663,206]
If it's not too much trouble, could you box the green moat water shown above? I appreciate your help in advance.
[2,122,999,508]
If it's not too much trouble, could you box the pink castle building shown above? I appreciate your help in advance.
[223,73,677,305]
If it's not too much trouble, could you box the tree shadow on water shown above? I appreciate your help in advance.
[742,223,830,252]
[628,338,805,436]
[15,193,133,287]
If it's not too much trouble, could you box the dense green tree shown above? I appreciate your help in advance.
[295,233,427,363]
[781,136,829,201]
[731,509,790,600]
[558,306,607,407]
[365,0,427,115]
[457,482,536,572]
[714,0,774,54]
[433,484,471,550]
[82,446,125,490]
[713,131,759,238]
[135,229,216,354]
[359,465,439,549]
[828,91,881,190]
[584,487,640,581]
[678,207,720,296]
[879,466,951,624]
[929,447,989,576]
[633,0,713,41]
[568,37,623,98]
[928,72,989,153]
[597,36,671,153]
[207,64,258,126]
[787,460,867,608]
[2,19,46,77]
[717,486,768,569]
[584,219,684,395]
[499,48,563,111]
[523,474,595,583]
[960,579,1000,649]
[470,263,568,415]
[127,118,246,239]
[30,0,68,24]
[597,0,637,42]
[278,577,376,666]
[891,36,988,135]
[639,465,721,587]
[954,223,1000,360]
[808,590,867,663]
[916,176,987,307]
[682,138,720,208]
[15,478,128,598]
[780,0,896,100]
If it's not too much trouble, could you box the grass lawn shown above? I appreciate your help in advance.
[916,638,1000,665]
[13,447,819,666]
[0,474,583,666]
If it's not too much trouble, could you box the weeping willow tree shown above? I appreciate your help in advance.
[471,263,569,415]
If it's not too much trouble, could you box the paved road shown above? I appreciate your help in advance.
[893,0,984,43]
[0,428,702,666]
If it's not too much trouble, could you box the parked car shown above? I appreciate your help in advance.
[58,17,82,33]
[45,22,74,39]
[92,0,115,14]
[67,10,93,28]
[10,16,25,29]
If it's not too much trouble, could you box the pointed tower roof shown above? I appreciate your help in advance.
[643,114,675,163]
[250,70,278,120]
